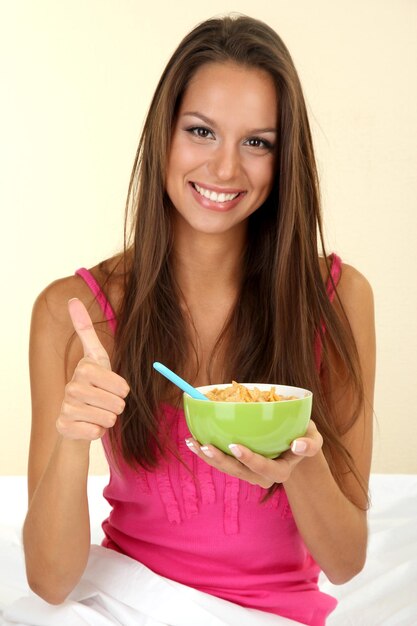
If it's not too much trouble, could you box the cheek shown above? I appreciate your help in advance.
[253,159,275,194]
[166,143,200,203]
[168,138,204,176]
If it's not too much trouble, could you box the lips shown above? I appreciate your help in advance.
[190,181,246,211]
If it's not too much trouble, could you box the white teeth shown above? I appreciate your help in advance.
[194,183,240,203]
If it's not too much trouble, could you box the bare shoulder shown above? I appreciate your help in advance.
[337,263,373,297]
[31,255,125,368]
[32,273,90,329]
[319,257,374,318]
[30,275,93,374]
[318,258,375,364]
[331,263,376,389]
[32,273,101,337]
[335,263,374,323]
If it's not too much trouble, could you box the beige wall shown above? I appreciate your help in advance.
[1,0,416,475]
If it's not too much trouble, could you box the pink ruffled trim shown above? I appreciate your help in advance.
[177,418,199,520]
[196,458,216,506]
[135,469,151,495]
[155,462,181,524]
[223,475,240,535]
[140,404,242,532]
[179,405,216,507]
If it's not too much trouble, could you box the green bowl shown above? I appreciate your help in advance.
[183,383,312,458]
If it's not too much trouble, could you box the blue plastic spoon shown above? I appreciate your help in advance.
[153,362,209,401]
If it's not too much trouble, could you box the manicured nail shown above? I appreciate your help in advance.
[185,439,198,454]
[200,446,214,458]
[228,444,242,458]
[291,440,307,453]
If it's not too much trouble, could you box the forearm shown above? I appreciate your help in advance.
[283,450,368,584]
[23,436,92,604]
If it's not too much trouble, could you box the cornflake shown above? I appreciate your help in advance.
[205,381,297,402]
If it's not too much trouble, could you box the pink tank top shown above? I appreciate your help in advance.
[75,254,342,626]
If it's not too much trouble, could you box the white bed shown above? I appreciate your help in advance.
[0,474,416,625]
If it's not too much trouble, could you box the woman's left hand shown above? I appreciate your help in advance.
[185,420,323,488]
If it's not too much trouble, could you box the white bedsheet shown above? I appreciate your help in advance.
[0,474,416,625]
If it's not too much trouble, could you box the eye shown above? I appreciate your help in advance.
[185,126,214,140]
[245,137,274,151]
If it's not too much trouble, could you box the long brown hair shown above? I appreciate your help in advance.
[110,14,366,503]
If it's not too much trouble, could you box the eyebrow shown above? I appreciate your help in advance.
[181,111,278,134]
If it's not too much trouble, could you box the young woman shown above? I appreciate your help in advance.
[19,14,375,626]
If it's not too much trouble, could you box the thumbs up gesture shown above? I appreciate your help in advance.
[56,299,130,441]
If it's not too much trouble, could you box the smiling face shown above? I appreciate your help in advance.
[166,62,278,239]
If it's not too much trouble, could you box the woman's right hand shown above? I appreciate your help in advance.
[56,298,129,441]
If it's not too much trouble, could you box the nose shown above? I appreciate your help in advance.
[209,141,241,182]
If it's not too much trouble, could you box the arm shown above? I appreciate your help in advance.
[186,264,375,584]
[282,265,375,583]
[23,284,129,604]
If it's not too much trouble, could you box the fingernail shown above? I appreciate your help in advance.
[291,440,307,453]
[185,439,198,454]
[200,446,214,458]
[228,444,242,458]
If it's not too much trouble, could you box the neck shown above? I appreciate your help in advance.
[172,221,247,298]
